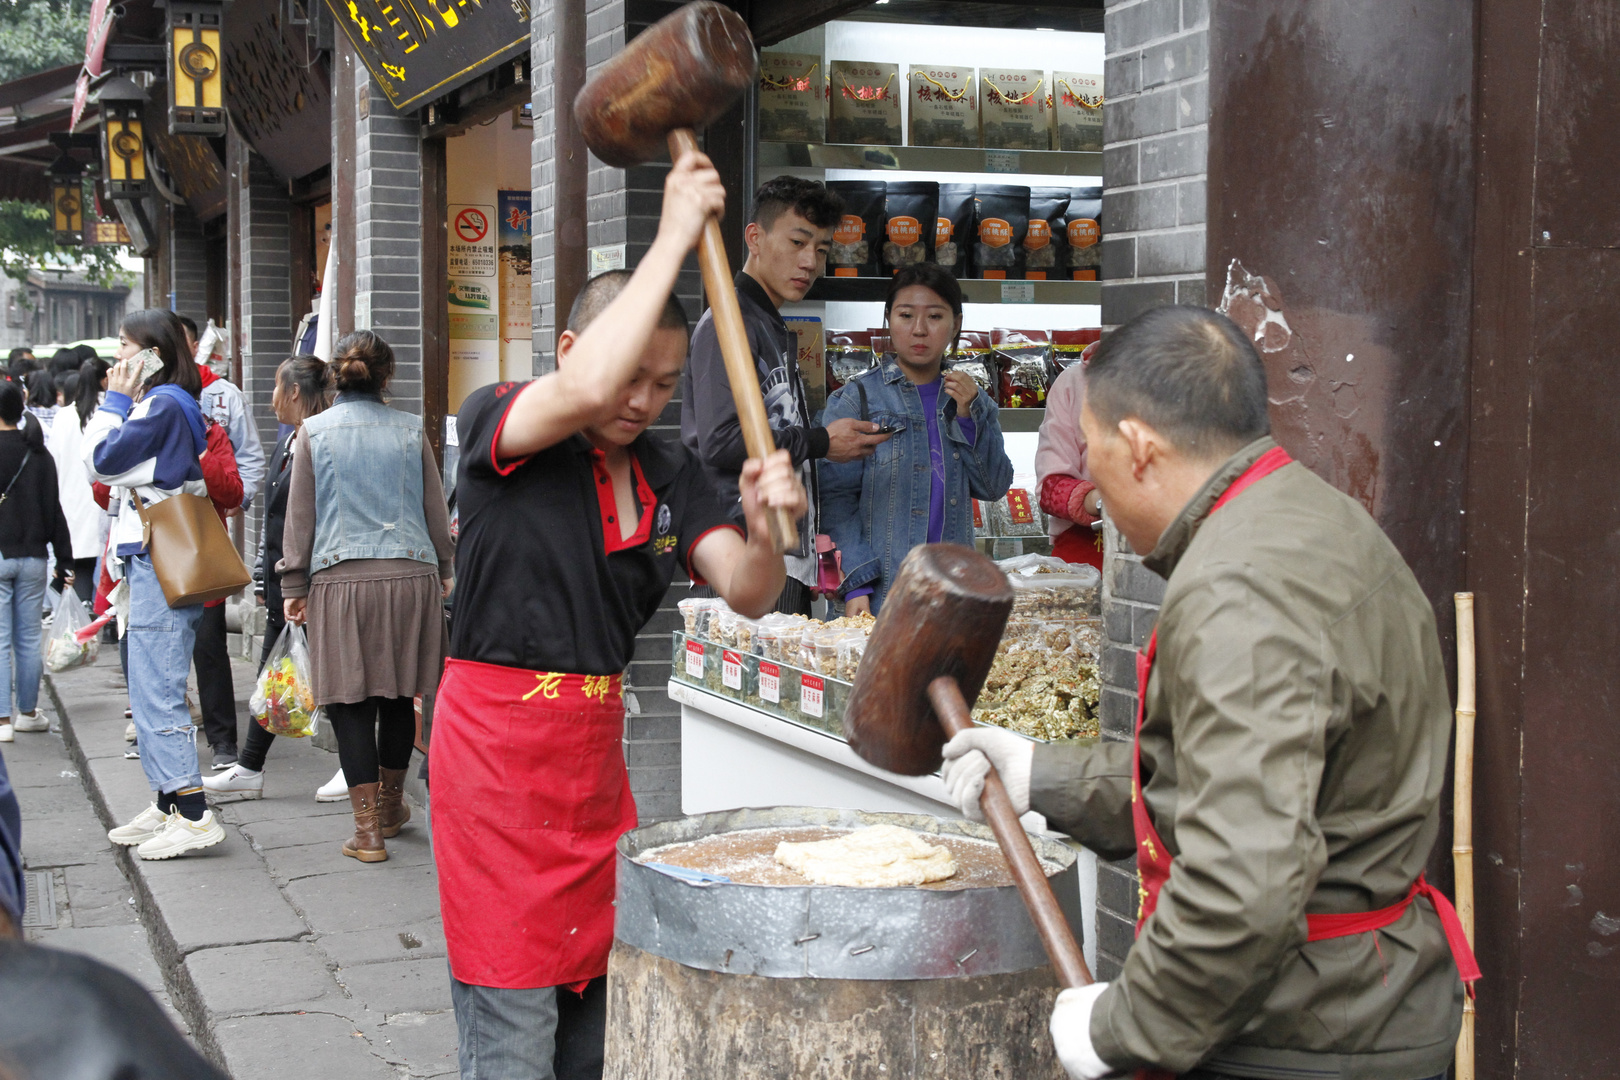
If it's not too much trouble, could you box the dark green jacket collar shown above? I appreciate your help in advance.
[1143,436,1278,580]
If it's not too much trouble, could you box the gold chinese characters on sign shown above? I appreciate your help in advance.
[322,0,530,112]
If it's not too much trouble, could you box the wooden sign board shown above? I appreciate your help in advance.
[321,0,529,112]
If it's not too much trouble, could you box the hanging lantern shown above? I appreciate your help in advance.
[47,154,86,246]
[97,77,150,199]
[168,0,225,135]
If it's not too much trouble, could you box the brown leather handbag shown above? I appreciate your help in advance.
[130,490,252,606]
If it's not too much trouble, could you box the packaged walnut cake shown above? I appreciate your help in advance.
[829,60,901,145]
[1053,72,1104,153]
[980,69,1049,151]
[757,52,825,143]
[908,65,978,147]
[882,181,939,275]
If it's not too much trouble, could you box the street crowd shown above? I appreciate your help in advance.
[0,147,1479,1080]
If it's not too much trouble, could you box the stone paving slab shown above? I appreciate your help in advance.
[47,652,458,1077]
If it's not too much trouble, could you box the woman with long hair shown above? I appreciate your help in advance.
[280,332,452,862]
[84,309,225,860]
[205,354,333,801]
[820,263,1013,614]
[49,358,111,605]
[0,380,72,742]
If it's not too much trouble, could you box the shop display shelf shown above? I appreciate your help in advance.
[672,633,853,740]
[758,141,1103,178]
[806,277,1100,306]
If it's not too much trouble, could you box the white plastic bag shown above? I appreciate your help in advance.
[250,625,322,738]
[45,589,99,673]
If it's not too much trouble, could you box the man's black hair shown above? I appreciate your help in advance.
[6,348,32,364]
[1085,305,1271,459]
[176,314,198,338]
[566,269,689,338]
[749,176,844,232]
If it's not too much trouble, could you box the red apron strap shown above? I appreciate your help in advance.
[1305,875,1482,997]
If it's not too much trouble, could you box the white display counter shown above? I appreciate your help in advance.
[671,679,1099,975]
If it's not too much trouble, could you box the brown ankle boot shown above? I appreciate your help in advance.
[342,782,387,862]
[377,767,411,838]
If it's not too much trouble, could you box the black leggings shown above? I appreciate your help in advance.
[326,696,415,787]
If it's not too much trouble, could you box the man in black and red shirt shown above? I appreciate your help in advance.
[431,149,806,1080]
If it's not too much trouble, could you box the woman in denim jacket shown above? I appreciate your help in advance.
[821,264,1013,614]
[280,332,454,864]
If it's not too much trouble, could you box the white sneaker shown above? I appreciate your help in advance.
[203,764,264,800]
[124,722,137,742]
[108,804,169,846]
[136,811,225,860]
[12,712,48,733]
[0,724,12,743]
[315,767,348,802]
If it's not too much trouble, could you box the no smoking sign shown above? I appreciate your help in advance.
[454,208,489,243]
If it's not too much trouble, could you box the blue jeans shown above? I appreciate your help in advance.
[451,973,605,1080]
[125,555,204,795]
[0,556,46,717]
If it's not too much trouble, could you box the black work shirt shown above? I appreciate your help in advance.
[450,381,740,675]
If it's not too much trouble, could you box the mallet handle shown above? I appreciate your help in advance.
[668,128,798,555]
[929,676,1094,989]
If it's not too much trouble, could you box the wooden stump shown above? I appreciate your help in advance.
[605,940,1065,1079]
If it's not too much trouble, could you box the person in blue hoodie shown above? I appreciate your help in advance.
[83,309,226,861]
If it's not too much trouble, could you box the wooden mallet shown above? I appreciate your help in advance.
[573,1,797,553]
[844,544,1094,990]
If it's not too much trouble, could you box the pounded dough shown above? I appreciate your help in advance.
[773,825,958,887]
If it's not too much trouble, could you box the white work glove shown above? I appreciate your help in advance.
[940,726,1033,822]
[1051,982,1114,1079]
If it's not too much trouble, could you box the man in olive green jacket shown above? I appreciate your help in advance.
[943,306,1470,1080]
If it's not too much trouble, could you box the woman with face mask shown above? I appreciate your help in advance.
[820,263,1014,614]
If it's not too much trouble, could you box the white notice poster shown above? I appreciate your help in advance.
[448,203,500,410]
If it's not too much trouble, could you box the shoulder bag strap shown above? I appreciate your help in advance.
[0,449,31,506]
[857,380,870,424]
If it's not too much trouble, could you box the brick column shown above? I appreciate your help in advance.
[1092,0,1209,980]
[350,61,425,417]
[167,204,210,319]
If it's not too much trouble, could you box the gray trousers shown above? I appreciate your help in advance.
[450,973,606,1080]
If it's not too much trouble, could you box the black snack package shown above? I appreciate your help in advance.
[1066,185,1102,281]
[882,181,939,276]
[825,330,876,395]
[946,331,996,395]
[827,181,887,278]
[1024,187,1071,281]
[974,184,1030,280]
[934,183,975,279]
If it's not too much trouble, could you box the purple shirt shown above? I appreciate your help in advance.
[846,376,977,603]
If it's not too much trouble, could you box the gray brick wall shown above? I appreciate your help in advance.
[1093,0,1209,981]
[168,205,209,320]
[1101,0,1208,324]
[529,0,556,372]
[232,150,294,561]
[351,63,425,418]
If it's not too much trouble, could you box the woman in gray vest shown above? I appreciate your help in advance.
[279,331,453,863]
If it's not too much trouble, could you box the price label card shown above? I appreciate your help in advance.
[800,674,825,718]
[684,640,705,679]
[985,149,1020,173]
[721,649,742,690]
[759,661,780,704]
[1000,281,1035,304]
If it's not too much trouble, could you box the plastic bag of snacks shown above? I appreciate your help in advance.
[993,329,1053,408]
[826,330,877,395]
[835,633,868,681]
[678,596,718,639]
[946,332,996,396]
[999,553,1103,616]
[45,588,99,673]
[1051,329,1102,377]
[990,475,1046,538]
[250,625,322,738]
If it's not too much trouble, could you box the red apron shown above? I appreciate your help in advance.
[430,657,638,989]
[1052,523,1105,569]
[1129,447,1480,1078]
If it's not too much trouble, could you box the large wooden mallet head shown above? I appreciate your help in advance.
[844,545,1014,776]
[573,1,757,169]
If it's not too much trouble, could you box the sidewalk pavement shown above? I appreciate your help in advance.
[45,649,459,1079]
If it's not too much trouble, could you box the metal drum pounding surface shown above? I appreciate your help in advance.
[614,806,1082,980]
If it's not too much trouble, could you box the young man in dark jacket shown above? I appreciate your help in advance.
[942,306,1478,1080]
[679,176,892,613]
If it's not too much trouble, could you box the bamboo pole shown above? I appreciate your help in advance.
[1453,593,1477,1080]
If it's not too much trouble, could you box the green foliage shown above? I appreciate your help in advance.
[0,191,131,293]
[0,0,90,83]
